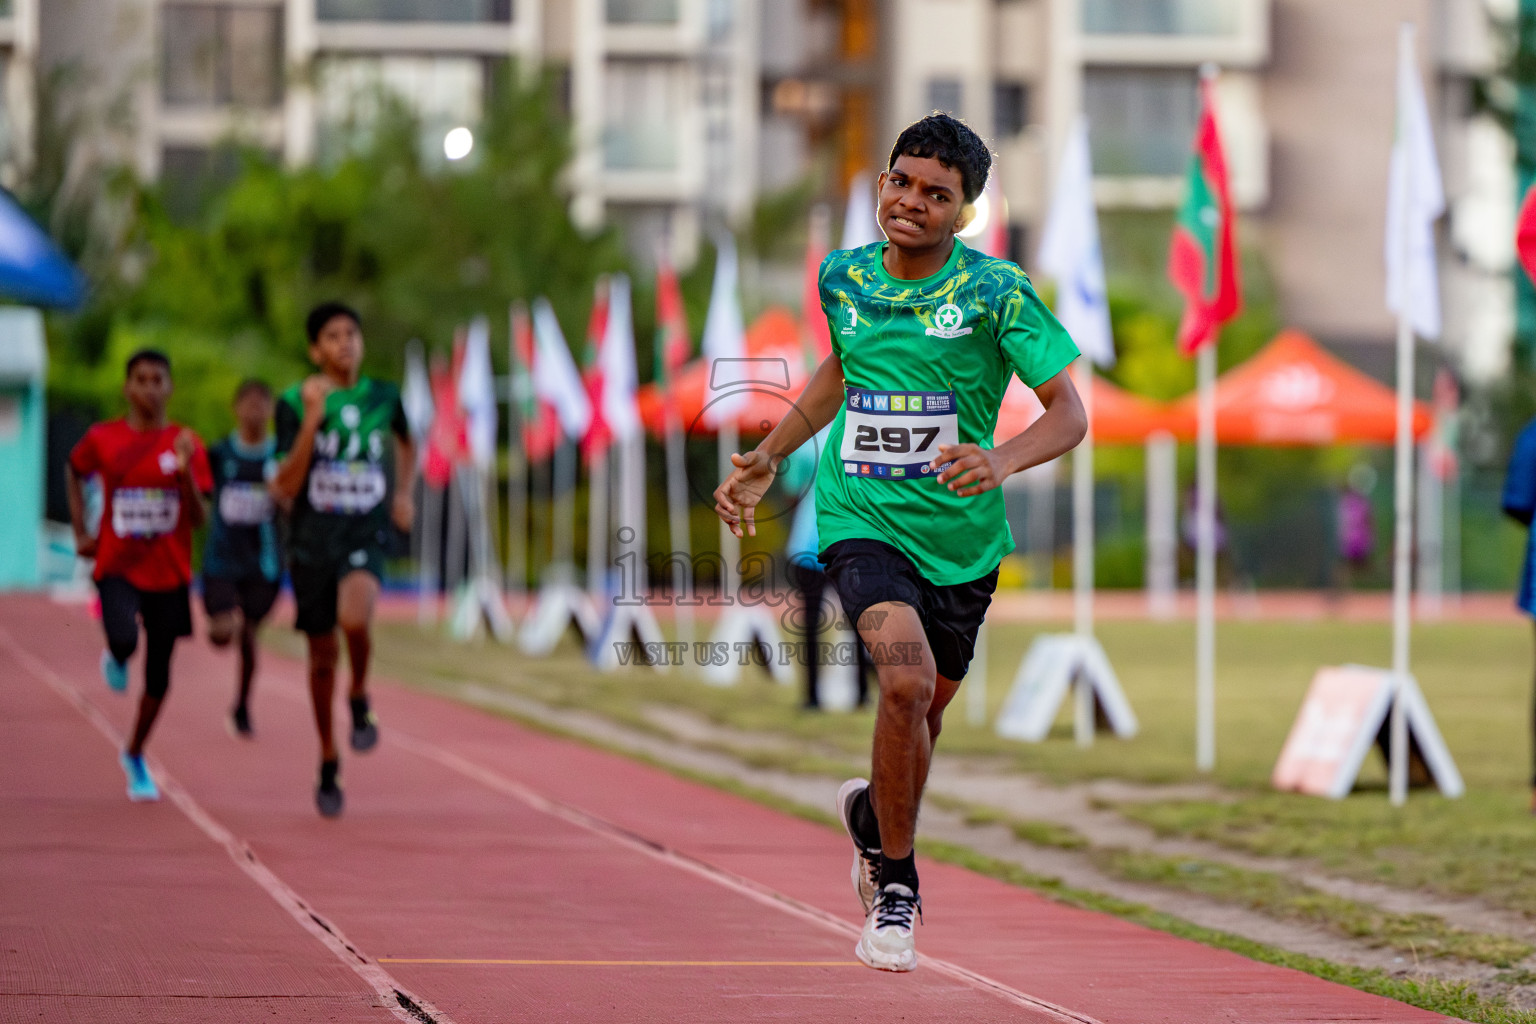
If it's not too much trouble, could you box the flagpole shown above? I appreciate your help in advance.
[554,436,576,572]
[665,405,695,663]
[1389,21,1418,808]
[588,447,609,599]
[1196,340,1217,772]
[1073,357,1096,747]
[507,305,529,599]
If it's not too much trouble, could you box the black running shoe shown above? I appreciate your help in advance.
[228,705,254,740]
[315,759,343,818]
[348,696,378,753]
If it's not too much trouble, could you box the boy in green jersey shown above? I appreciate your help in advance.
[714,114,1087,971]
[272,302,416,818]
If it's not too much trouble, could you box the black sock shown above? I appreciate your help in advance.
[850,786,882,851]
[879,851,918,893]
[319,758,340,789]
[349,695,370,725]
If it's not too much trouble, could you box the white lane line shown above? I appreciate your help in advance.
[388,729,1105,1024]
[0,628,456,1024]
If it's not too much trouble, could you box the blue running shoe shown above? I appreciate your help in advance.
[120,753,160,802]
[101,652,128,693]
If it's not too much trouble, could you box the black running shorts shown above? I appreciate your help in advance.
[202,575,281,624]
[98,576,193,642]
[821,538,999,682]
[289,546,385,636]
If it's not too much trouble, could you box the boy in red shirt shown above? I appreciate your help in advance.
[66,349,212,801]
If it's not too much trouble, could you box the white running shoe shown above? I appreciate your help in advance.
[856,882,921,972]
[836,778,881,913]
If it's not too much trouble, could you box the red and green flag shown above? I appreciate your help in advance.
[1168,76,1241,356]
[580,277,612,460]
[654,255,691,417]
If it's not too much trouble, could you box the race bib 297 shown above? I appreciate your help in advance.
[840,388,959,481]
[309,460,386,514]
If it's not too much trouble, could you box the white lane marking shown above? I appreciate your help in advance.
[388,730,1105,1024]
[0,628,455,1024]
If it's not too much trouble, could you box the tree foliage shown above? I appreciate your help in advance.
[45,64,628,439]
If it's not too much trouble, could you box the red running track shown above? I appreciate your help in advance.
[0,594,1451,1023]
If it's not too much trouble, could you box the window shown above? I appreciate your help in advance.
[1082,0,1238,36]
[162,5,282,108]
[0,1,13,17]
[605,0,679,24]
[316,56,486,165]
[1083,67,1198,176]
[160,145,250,219]
[993,82,1030,137]
[927,78,962,117]
[317,0,512,21]
[602,61,681,171]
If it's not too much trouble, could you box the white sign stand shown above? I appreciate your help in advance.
[449,467,516,644]
[519,564,601,656]
[591,600,670,672]
[704,604,794,686]
[1272,665,1463,799]
[995,633,1138,743]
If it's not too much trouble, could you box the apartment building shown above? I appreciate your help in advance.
[0,0,37,188]
[38,0,772,267]
[874,0,1511,380]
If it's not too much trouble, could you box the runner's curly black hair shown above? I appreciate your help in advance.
[887,112,992,204]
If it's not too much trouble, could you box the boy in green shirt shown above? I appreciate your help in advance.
[714,114,1087,971]
[273,302,415,818]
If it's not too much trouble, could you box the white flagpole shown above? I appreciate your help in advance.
[1196,341,1217,772]
[507,306,529,598]
[665,403,695,659]
[554,436,576,571]
[588,446,609,598]
[1073,358,1096,747]
[1390,259,1415,808]
[418,481,442,628]
[718,421,740,605]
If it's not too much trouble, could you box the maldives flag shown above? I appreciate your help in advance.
[580,277,612,460]
[1518,183,1536,285]
[655,255,691,415]
[801,206,832,368]
[1168,76,1241,355]
[423,353,465,489]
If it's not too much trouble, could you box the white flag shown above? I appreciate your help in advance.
[458,316,497,468]
[402,338,434,440]
[599,273,641,442]
[531,298,592,440]
[701,232,748,426]
[840,170,884,250]
[1385,22,1444,341]
[1038,117,1115,367]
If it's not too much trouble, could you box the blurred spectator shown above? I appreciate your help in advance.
[1501,416,1536,813]
[781,434,869,711]
[1333,463,1377,596]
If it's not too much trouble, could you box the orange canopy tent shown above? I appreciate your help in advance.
[992,370,1175,446]
[1163,330,1431,445]
[638,306,811,437]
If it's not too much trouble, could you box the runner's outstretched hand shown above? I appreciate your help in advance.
[933,444,1006,497]
[172,428,197,472]
[713,450,777,538]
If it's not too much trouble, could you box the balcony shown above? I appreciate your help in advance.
[1079,0,1269,68]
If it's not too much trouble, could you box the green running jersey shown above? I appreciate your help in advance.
[275,377,409,568]
[813,239,1079,585]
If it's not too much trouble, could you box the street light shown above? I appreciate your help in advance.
[444,126,474,162]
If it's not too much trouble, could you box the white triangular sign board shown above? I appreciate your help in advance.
[1272,665,1463,799]
[519,570,602,656]
[995,633,1138,742]
[703,604,794,686]
[449,577,517,644]
[590,601,670,673]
